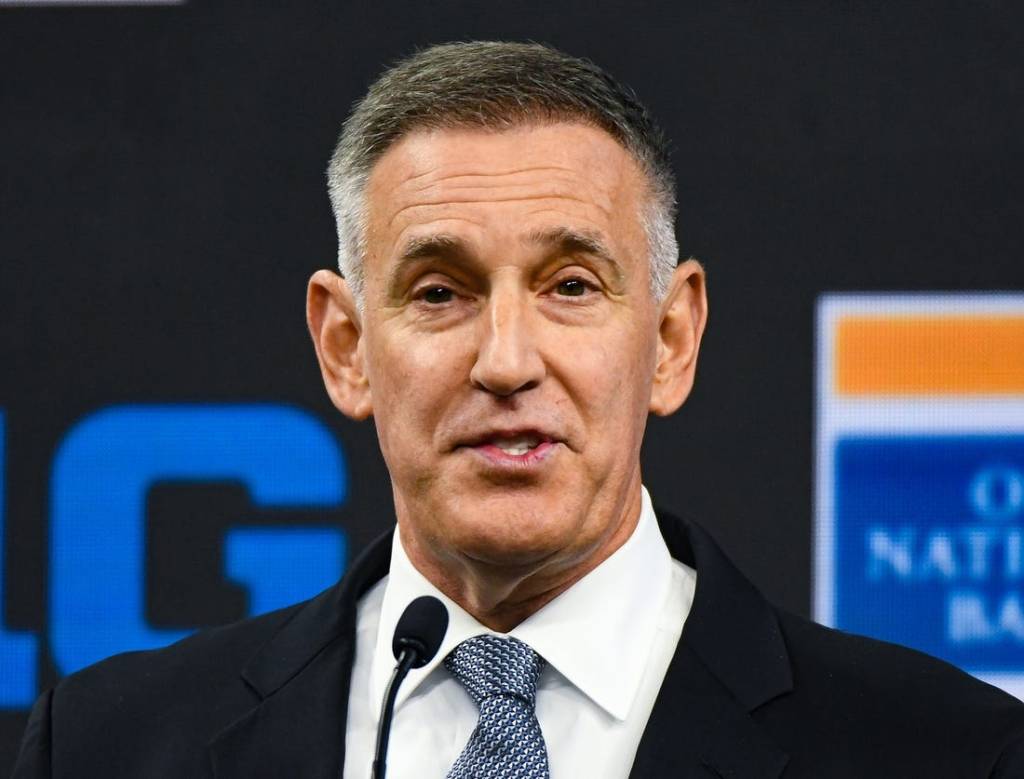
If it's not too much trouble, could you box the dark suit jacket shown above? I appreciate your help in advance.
[13,511,1024,777]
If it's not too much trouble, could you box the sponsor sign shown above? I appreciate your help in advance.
[816,294,1024,698]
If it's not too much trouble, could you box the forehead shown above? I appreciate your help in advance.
[363,122,649,266]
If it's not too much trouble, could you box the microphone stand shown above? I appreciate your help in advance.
[371,646,418,779]
[362,595,448,779]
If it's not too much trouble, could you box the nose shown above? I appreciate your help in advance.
[469,285,545,397]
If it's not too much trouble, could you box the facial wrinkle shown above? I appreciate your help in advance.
[406,164,583,191]
[385,193,611,231]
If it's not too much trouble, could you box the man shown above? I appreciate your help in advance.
[14,41,1024,778]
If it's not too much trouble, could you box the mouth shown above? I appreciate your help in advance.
[457,429,562,468]
[486,432,549,455]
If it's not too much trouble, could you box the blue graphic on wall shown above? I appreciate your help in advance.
[835,436,1024,670]
[224,527,346,615]
[50,404,348,676]
[0,413,39,707]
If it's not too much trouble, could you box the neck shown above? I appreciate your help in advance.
[400,480,644,633]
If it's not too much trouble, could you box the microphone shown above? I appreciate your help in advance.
[371,595,449,779]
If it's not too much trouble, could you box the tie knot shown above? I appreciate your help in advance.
[444,635,545,706]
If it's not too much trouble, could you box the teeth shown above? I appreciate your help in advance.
[494,435,541,455]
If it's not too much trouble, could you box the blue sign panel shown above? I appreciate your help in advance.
[50,404,348,675]
[835,435,1024,670]
[0,413,39,708]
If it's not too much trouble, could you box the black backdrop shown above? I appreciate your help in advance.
[2,1,1023,771]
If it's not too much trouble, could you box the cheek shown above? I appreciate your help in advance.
[368,332,471,452]
[559,327,655,420]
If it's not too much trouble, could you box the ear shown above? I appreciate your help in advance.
[306,269,373,420]
[649,259,708,416]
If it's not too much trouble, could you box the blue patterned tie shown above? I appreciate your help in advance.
[444,635,551,778]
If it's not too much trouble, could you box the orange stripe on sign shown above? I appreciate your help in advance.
[836,316,1024,394]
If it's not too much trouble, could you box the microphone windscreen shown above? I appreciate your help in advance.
[392,595,449,668]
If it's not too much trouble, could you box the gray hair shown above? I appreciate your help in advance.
[326,41,678,307]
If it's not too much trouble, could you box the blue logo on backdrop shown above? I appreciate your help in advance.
[835,436,1024,670]
[0,413,39,707]
[48,404,347,676]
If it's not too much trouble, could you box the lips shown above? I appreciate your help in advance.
[458,428,557,452]
[490,433,544,455]
[455,428,563,468]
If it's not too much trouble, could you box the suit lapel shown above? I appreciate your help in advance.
[208,529,394,779]
[630,512,792,778]
[629,643,789,779]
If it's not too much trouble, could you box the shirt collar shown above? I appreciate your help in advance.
[368,487,674,721]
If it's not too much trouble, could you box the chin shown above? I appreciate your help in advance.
[465,531,562,565]
[443,495,580,568]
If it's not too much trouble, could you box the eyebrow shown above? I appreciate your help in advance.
[523,227,623,281]
[389,226,624,291]
[396,233,472,264]
[387,234,478,297]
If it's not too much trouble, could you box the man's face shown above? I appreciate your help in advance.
[351,123,682,586]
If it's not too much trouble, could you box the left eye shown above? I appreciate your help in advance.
[421,286,454,304]
[556,278,588,297]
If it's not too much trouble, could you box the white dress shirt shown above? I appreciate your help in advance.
[342,488,696,778]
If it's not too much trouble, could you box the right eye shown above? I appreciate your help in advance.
[420,286,454,304]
